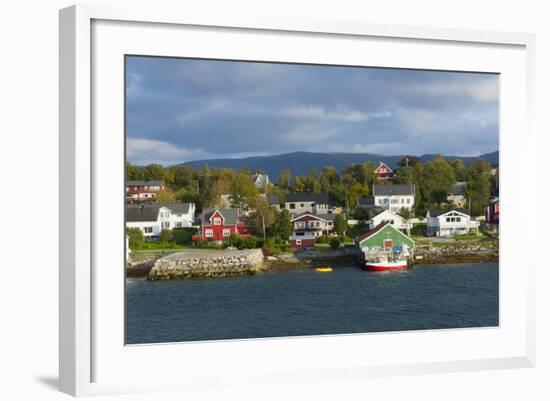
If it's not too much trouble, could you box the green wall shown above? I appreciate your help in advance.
[358,225,414,249]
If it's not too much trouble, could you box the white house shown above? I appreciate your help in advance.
[367,209,412,234]
[284,192,329,215]
[126,203,196,238]
[426,209,480,237]
[252,173,270,190]
[373,184,415,213]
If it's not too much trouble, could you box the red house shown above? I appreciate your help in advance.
[485,197,499,230]
[374,162,395,180]
[196,207,251,241]
[126,180,165,203]
[289,213,335,249]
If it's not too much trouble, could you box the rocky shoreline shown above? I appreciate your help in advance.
[125,242,498,279]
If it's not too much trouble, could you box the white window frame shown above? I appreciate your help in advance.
[222,228,230,237]
[205,229,213,238]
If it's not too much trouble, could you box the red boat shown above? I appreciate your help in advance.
[364,259,409,271]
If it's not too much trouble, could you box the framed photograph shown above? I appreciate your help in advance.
[59,4,536,396]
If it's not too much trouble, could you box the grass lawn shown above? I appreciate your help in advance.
[132,242,187,251]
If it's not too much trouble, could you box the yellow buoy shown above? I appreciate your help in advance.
[315,267,333,272]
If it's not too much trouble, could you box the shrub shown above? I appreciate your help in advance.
[411,223,427,236]
[329,238,341,250]
[126,227,144,249]
[159,229,172,243]
[228,233,244,249]
[171,227,196,245]
[243,236,257,249]
[194,237,206,248]
[316,235,329,244]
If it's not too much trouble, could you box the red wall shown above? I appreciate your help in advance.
[291,238,315,249]
[201,210,249,241]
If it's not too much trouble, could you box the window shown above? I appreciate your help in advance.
[205,229,213,237]
[223,229,230,237]
[456,217,461,222]
[401,199,404,203]
[162,222,170,229]
[289,203,296,209]
[213,217,221,225]
[315,222,320,228]
[143,227,153,234]
[175,222,182,227]
[300,203,304,207]
[296,239,302,245]
[407,198,410,204]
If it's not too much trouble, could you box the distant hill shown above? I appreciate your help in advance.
[181,150,499,178]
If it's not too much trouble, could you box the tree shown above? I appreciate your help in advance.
[230,172,258,209]
[271,209,292,241]
[419,155,455,204]
[156,188,177,203]
[277,170,291,190]
[126,162,145,181]
[393,165,416,184]
[398,155,420,168]
[333,214,348,237]
[319,166,339,192]
[126,227,144,249]
[159,229,171,243]
[247,196,277,237]
[465,158,492,215]
[144,163,165,180]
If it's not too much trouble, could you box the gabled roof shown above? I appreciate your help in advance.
[126,180,165,187]
[126,204,162,222]
[160,203,193,215]
[427,208,471,218]
[374,162,394,173]
[354,222,389,244]
[267,194,281,205]
[202,207,239,226]
[355,222,414,246]
[291,212,336,222]
[373,184,415,196]
[285,192,329,204]
[370,209,404,221]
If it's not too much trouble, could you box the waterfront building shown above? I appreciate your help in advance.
[372,184,415,213]
[126,203,196,238]
[426,208,480,237]
[355,222,415,250]
[196,207,251,241]
[126,180,165,203]
[284,192,329,215]
[289,212,336,249]
[485,197,499,231]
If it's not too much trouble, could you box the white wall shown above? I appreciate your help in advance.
[1,1,549,401]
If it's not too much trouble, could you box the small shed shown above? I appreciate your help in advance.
[355,222,415,250]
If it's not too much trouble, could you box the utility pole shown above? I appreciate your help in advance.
[262,215,266,241]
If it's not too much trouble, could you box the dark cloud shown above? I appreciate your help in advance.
[126,56,498,165]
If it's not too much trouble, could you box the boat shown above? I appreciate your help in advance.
[315,267,333,272]
[364,259,408,271]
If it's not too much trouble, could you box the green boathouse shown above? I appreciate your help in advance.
[355,222,415,250]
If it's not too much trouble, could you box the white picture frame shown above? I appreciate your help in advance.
[59,4,536,397]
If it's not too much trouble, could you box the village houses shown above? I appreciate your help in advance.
[372,184,415,213]
[126,203,196,238]
[126,180,165,203]
[447,181,467,208]
[252,173,270,191]
[367,209,412,235]
[485,197,499,231]
[426,208,480,237]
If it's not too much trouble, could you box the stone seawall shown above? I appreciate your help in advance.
[413,242,498,264]
[148,249,265,280]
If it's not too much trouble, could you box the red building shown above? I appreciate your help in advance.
[126,180,165,203]
[195,207,251,241]
[374,162,395,180]
[290,213,335,249]
[485,197,499,230]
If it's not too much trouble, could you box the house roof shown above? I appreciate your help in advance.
[373,184,415,196]
[355,222,414,246]
[126,180,164,187]
[450,181,467,196]
[358,197,374,206]
[374,162,394,173]
[428,208,470,218]
[202,207,239,226]
[126,204,162,222]
[370,209,404,221]
[291,212,336,222]
[160,203,193,215]
[354,222,389,244]
[267,194,281,205]
[285,192,329,204]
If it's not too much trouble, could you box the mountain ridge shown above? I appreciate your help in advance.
[180,150,499,178]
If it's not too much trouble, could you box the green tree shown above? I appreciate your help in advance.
[230,172,258,209]
[156,188,177,203]
[419,155,456,204]
[333,214,348,237]
[277,169,291,190]
[126,227,144,249]
[271,209,292,241]
[329,237,341,250]
[465,158,492,215]
[319,166,339,192]
[144,164,165,180]
[398,155,421,168]
[159,229,171,243]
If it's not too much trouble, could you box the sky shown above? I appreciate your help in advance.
[126,56,499,166]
